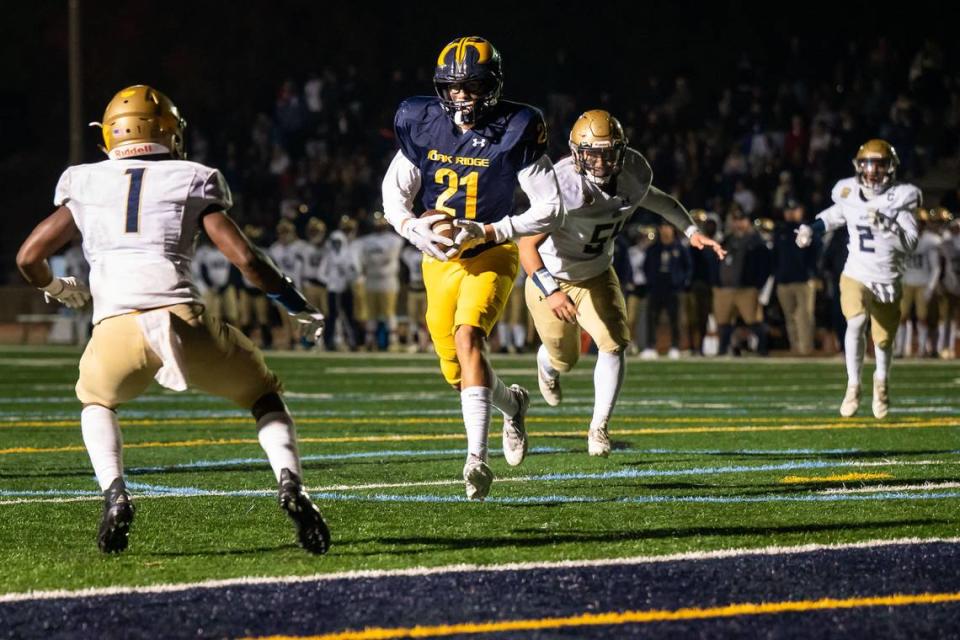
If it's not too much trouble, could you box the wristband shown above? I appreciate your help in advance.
[684,224,698,239]
[532,268,560,297]
[267,276,309,313]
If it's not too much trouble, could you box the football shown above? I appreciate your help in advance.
[421,209,456,242]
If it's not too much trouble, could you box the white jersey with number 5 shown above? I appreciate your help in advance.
[54,158,232,323]
[538,150,653,282]
[816,177,920,286]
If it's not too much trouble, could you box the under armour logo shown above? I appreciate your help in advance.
[472,138,487,148]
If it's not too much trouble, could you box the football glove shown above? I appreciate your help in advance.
[450,219,488,257]
[794,224,813,248]
[41,277,90,309]
[290,309,325,343]
[403,214,454,262]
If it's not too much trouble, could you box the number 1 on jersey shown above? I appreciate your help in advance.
[124,168,146,233]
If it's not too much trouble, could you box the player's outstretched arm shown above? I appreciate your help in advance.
[16,206,90,308]
[518,233,577,324]
[641,187,726,259]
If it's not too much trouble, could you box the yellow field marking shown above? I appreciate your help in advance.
[781,473,893,484]
[247,591,960,640]
[0,415,956,429]
[2,419,959,456]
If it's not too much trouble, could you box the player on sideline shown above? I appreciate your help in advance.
[796,139,919,418]
[382,36,563,500]
[520,110,725,456]
[15,85,330,554]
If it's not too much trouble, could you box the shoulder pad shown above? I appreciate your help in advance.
[554,156,585,209]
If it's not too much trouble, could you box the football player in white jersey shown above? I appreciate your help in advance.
[357,212,406,350]
[269,219,310,348]
[15,86,330,555]
[796,139,920,418]
[519,110,725,456]
[897,208,942,357]
[400,242,430,352]
[938,213,960,358]
[302,217,329,321]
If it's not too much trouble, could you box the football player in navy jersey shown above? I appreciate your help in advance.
[382,36,563,500]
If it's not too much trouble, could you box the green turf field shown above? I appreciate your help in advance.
[1,346,958,595]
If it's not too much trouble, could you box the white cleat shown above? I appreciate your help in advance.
[667,348,681,360]
[640,348,659,360]
[463,455,494,501]
[537,363,562,407]
[839,384,861,418]
[587,423,611,458]
[872,376,889,419]
[502,385,530,467]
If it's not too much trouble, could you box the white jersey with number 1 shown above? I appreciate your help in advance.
[816,177,920,286]
[54,158,232,324]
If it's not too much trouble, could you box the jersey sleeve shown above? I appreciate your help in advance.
[201,169,233,211]
[511,108,548,170]
[53,167,72,207]
[393,100,422,165]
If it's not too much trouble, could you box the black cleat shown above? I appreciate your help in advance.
[97,478,134,554]
[278,468,330,555]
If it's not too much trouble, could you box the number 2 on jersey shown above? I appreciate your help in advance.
[434,169,478,219]
[124,168,146,233]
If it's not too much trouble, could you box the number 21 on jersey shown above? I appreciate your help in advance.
[124,168,146,233]
[434,169,478,219]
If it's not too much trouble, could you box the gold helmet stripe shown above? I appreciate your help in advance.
[437,37,492,67]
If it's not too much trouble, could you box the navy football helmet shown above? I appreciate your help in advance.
[434,36,503,126]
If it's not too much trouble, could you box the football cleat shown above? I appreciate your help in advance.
[278,468,331,555]
[872,376,889,419]
[840,384,861,418]
[97,478,135,554]
[463,454,494,501]
[537,362,562,407]
[588,423,611,458]
[640,348,659,360]
[502,384,530,467]
[667,347,681,360]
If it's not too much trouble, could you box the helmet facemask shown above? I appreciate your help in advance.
[854,156,896,195]
[571,142,626,185]
[435,77,500,126]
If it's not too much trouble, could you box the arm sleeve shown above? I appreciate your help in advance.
[815,204,846,232]
[891,209,919,253]
[640,186,697,236]
[489,154,563,241]
[381,150,422,236]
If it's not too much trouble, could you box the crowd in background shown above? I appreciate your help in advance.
[54,36,960,356]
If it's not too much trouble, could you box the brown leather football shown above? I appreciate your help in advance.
[420,209,456,241]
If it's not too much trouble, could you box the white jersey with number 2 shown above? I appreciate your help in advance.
[816,177,920,286]
[54,158,232,323]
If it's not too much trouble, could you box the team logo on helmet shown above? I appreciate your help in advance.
[853,139,899,195]
[569,110,628,186]
[434,36,503,127]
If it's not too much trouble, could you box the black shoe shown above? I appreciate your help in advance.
[98,478,134,554]
[278,469,330,555]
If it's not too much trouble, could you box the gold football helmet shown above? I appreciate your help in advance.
[853,139,899,194]
[92,85,186,159]
[338,215,358,236]
[306,217,327,244]
[276,219,296,243]
[569,110,628,185]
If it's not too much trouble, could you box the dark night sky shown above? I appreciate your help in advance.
[0,1,956,273]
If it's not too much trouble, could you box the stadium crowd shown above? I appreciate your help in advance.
[66,36,960,357]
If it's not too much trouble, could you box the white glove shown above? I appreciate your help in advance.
[402,214,454,261]
[290,309,325,343]
[794,224,812,248]
[42,277,90,309]
[450,219,488,258]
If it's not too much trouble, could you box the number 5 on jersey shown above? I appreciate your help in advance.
[124,168,146,233]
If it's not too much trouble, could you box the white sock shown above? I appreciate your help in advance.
[591,351,626,430]
[845,314,867,386]
[894,325,905,356]
[951,321,959,353]
[497,323,510,348]
[487,368,519,417]
[937,321,948,352]
[918,323,929,355]
[512,324,526,349]
[903,322,914,357]
[461,386,492,461]
[81,405,123,491]
[257,410,301,481]
[874,343,893,382]
[537,344,559,379]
